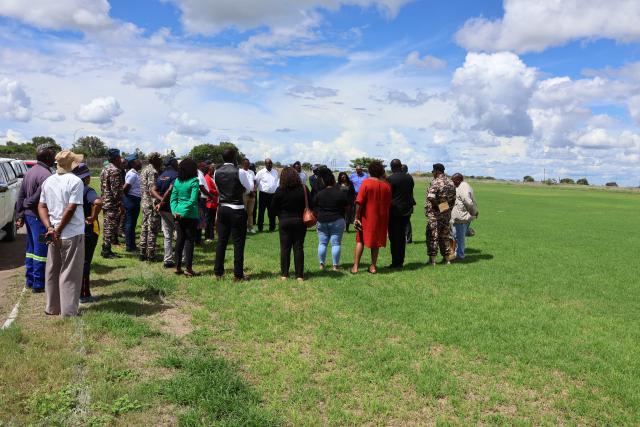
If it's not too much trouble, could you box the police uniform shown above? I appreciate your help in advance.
[139,162,161,260]
[100,149,124,256]
[425,164,456,260]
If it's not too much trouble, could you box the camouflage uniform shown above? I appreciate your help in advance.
[139,164,161,259]
[425,175,457,258]
[100,163,124,248]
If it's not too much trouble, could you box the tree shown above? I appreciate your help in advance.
[576,178,589,185]
[523,175,534,183]
[31,136,61,151]
[301,162,312,171]
[0,141,35,157]
[560,178,575,184]
[605,182,618,187]
[349,157,385,169]
[187,142,245,164]
[73,136,108,158]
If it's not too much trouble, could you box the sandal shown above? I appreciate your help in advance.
[368,265,377,274]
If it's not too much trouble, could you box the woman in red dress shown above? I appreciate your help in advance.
[351,161,392,274]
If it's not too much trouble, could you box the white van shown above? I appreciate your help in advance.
[0,159,21,241]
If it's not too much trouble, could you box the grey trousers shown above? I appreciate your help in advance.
[45,234,85,317]
[159,210,176,263]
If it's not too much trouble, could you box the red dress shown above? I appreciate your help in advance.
[355,178,392,248]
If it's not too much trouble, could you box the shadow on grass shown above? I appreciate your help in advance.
[91,263,123,275]
[92,278,122,288]
[86,299,171,316]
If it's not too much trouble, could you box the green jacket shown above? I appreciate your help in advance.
[170,177,200,219]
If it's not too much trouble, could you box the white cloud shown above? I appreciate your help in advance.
[38,111,66,122]
[404,51,446,70]
[0,0,112,32]
[286,84,339,99]
[123,61,178,88]
[451,52,537,137]
[1,129,26,143]
[0,78,32,122]
[456,0,640,53]
[168,0,411,34]
[76,96,123,124]
[168,112,210,136]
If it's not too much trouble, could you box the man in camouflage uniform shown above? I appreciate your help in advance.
[425,163,457,265]
[100,148,124,259]
[138,153,163,261]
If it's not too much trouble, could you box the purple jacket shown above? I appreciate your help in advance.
[16,162,52,219]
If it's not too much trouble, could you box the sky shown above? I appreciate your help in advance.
[1,0,640,185]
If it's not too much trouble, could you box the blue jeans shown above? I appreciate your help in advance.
[123,195,141,250]
[317,218,345,266]
[453,222,469,259]
[25,215,47,290]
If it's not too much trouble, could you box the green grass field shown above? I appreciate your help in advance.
[1,181,639,425]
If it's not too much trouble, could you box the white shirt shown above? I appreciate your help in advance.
[240,169,255,194]
[214,163,254,209]
[40,173,85,239]
[197,169,207,199]
[299,171,307,185]
[255,168,279,193]
[125,169,141,197]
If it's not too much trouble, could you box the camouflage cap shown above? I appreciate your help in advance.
[36,143,57,153]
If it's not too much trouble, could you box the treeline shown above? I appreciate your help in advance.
[523,176,592,186]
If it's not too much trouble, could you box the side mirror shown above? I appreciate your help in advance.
[0,185,8,193]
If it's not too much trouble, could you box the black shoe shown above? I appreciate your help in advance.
[387,264,402,269]
[126,246,138,253]
[32,287,44,294]
[101,251,116,259]
[163,261,176,268]
[139,254,147,262]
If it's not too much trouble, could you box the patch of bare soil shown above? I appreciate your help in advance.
[149,304,193,337]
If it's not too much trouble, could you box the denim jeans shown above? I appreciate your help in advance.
[317,218,346,266]
[453,222,469,259]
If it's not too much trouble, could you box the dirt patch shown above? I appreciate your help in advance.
[150,305,192,337]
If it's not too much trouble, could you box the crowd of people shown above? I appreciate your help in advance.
[15,143,478,317]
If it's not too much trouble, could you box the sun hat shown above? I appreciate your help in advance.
[55,150,84,174]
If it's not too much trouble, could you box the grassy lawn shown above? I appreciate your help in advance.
[1,181,639,425]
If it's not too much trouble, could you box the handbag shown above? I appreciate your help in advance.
[302,185,317,228]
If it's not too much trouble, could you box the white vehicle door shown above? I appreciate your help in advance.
[0,165,9,225]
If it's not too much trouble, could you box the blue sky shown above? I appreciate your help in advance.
[1,0,640,185]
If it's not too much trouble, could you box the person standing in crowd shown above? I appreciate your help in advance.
[72,163,102,304]
[255,158,279,232]
[351,161,391,274]
[387,159,415,269]
[425,163,457,265]
[100,149,124,259]
[451,173,478,261]
[270,167,309,281]
[15,143,56,293]
[309,165,326,199]
[349,165,369,195]
[337,172,356,232]
[203,164,219,243]
[38,150,85,317]
[170,158,200,277]
[155,156,179,268]
[315,168,349,271]
[123,155,142,253]
[241,158,257,234]
[293,161,307,185]
[249,163,258,229]
[196,162,213,245]
[402,164,414,244]
[214,148,253,281]
[139,153,163,261]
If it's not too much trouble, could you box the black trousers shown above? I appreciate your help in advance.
[405,220,413,243]
[388,212,411,267]
[215,206,248,278]
[205,207,217,240]
[175,217,198,270]
[258,191,276,231]
[279,216,306,278]
[82,232,99,298]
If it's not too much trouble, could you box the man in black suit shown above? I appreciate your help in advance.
[387,159,415,268]
[213,148,253,281]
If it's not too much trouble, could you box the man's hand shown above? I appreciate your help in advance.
[119,205,125,217]
[86,216,97,225]
[154,203,161,212]
[45,226,57,244]
[15,218,24,229]
[174,213,182,220]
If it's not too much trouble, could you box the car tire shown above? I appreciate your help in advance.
[2,210,17,242]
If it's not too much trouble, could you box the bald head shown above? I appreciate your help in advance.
[265,158,273,171]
